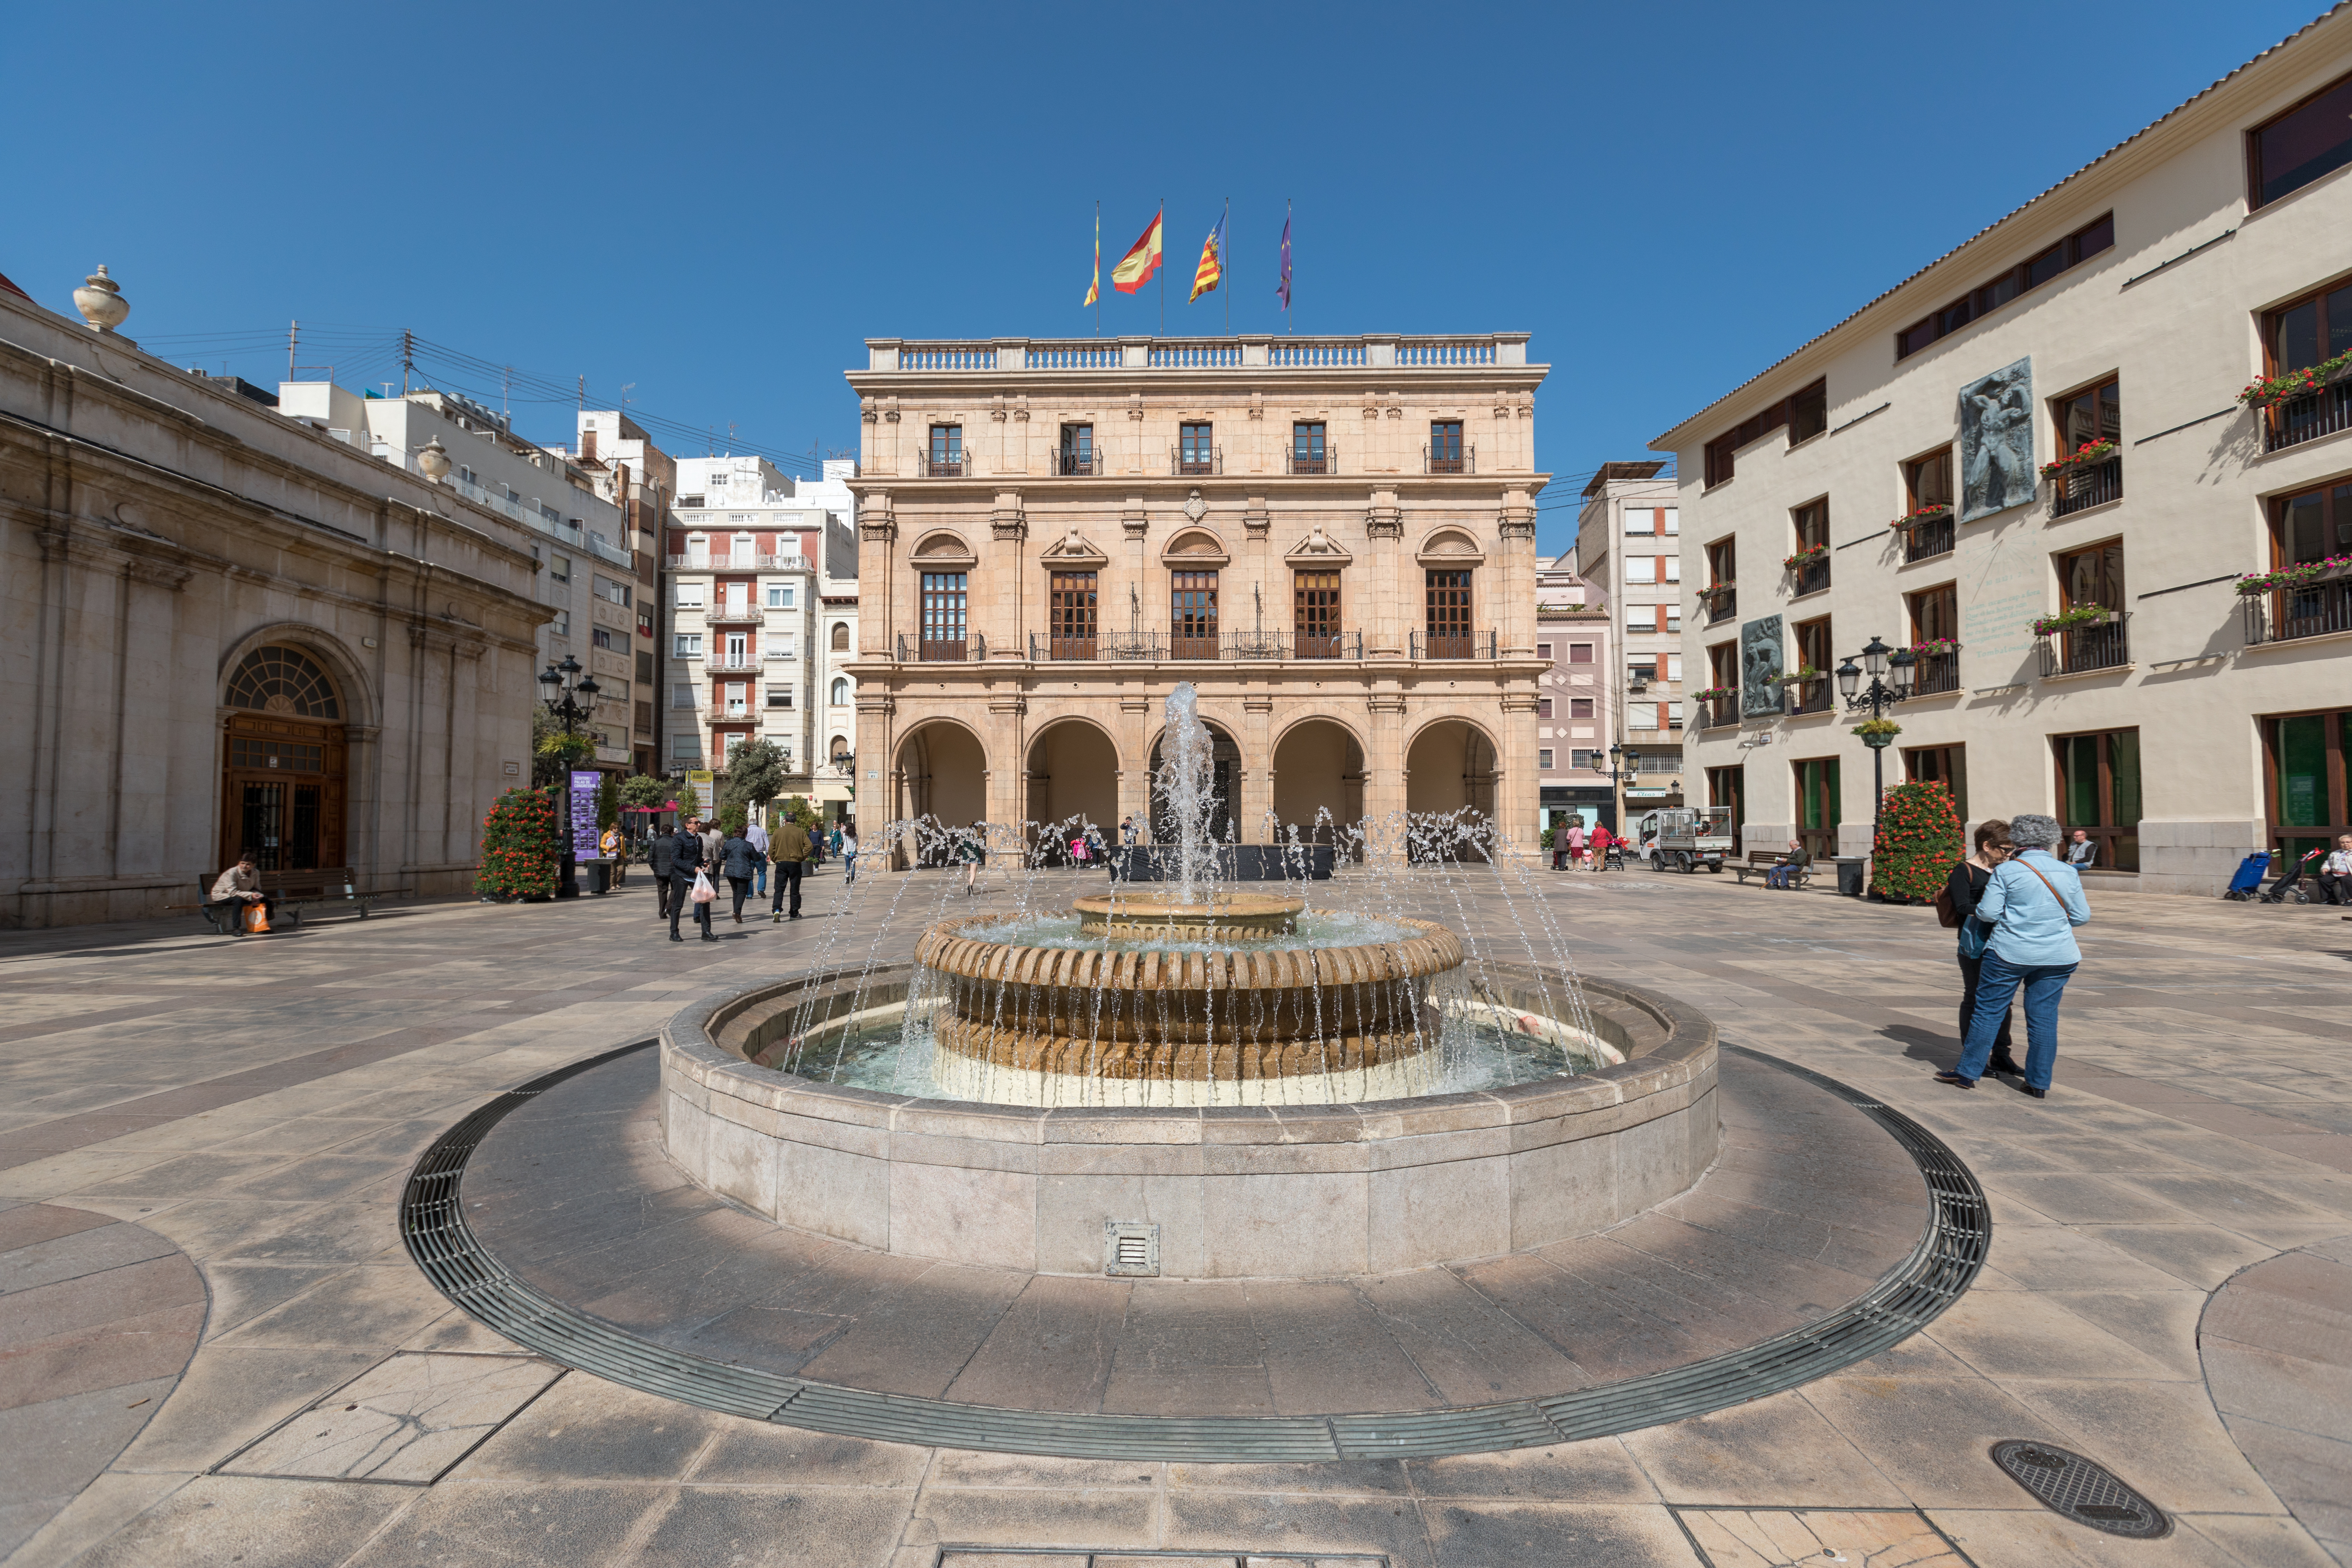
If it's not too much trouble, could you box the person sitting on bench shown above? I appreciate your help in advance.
[2320,833,2352,908]
[210,850,278,928]
[1765,839,1810,889]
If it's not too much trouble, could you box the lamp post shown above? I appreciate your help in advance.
[1836,634,1916,832]
[537,656,602,900]
[1600,742,1640,845]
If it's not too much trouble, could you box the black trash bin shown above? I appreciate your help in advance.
[1830,855,1867,897]
[588,860,612,895]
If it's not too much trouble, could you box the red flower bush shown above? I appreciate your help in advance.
[476,787,559,899]
[1869,781,1962,905]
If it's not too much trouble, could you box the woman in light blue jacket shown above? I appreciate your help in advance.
[1937,813,2090,1099]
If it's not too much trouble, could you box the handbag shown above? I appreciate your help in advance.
[1934,883,1962,928]
[690,869,715,905]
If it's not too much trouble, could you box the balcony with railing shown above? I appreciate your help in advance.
[2262,368,2352,453]
[705,606,761,624]
[1284,443,1336,476]
[1700,584,1737,625]
[1025,629,1368,662]
[1788,556,1830,597]
[1783,677,1832,717]
[1171,445,1223,476]
[665,552,814,571]
[1911,649,1961,696]
[1423,443,1475,475]
[704,655,761,674]
[2038,612,2130,676]
[1699,694,1738,728]
[913,450,967,478]
[2242,573,2352,645]
[2051,456,2123,517]
[1899,510,1955,562]
[1411,629,1499,660]
[900,631,985,663]
[1052,450,1107,476]
[869,335,1528,373]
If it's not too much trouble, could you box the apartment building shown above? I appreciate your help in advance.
[568,411,677,776]
[1656,10,2352,891]
[275,384,636,769]
[1572,463,1688,818]
[663,455,823,780]
[805,462,862,822]
[844,332,1548,855]
[1534,554,1614,832]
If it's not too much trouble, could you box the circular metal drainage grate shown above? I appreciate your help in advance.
[1991,1440,2171,1539]
[400,1040,1988,1462]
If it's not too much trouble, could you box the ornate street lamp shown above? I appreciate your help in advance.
[539,656,601,899]
[1841,634,1911,833]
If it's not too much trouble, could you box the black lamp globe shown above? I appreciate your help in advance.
[1835,657,1862,701]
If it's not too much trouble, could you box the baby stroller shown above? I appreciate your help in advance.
[2261,847,2325,904]
[2222,851,2272,902]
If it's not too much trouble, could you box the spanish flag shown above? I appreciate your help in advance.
[1111,209,1163,294]
[1082,204,1100,309]
[1189,208,1225,303]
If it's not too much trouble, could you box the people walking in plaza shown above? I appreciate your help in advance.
[2065,827,2098,868]
[1945,818,2022,1077]
[210,849,276,931]
[1088,823,1112,879]
[960,821,984,895]
[1588,823,1612,870]
[1937,813,2090,1098]
[841,823,859,886]
[1564,819,1587,869]
[668,819,715,943]
[828,823,843,863]
[699,817,724,869]
[720,823,761,923]
[649,823,677,920]
[747,815,770,900]
[600,824,626,886]
[769,811,811,920]
[2317,834,2352,906]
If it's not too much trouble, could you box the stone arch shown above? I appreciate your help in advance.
[215,625,372,876]
[830,676,852,707]
[830,621,851,652]
[1413,525,1487,564]
[1270,715,1366,846]
[910,529,978,562]
[1405,715,1501,848]
[894,717,989,866]
[1024,715,1123,858]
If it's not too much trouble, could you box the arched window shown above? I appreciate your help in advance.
[830,735,851,762]
[225,646,341,718]
[831,621,850,652]
[831,677,851,706]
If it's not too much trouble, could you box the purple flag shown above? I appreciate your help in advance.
[1276,210,1291,310]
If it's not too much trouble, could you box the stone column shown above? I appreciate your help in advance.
[988,497,1025,660]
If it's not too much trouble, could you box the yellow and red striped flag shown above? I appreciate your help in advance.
[1188,209,1226,303]
[1082,204,1100,308]
[1111,209,1163,294]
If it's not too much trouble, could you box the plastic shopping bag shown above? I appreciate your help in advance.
[690,869,716,904]
[243,902,271,933]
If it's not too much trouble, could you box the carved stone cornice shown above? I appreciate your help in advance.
[1365,506,1403,541]
[990,517,1027,542]
[1367,692,1407,714]
[123,556,195,591]
[860,518,898,544]
[1244,497,1270,539]
[987,695,1028,716]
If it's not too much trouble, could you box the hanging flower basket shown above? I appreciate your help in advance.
[2236,555,2352,595]
[1907,637,1961,656]
[2038,439,2118,480]
[1782,543,1828,571]
[2031,606,2114,636]
[1851,717,1902,749]
[2238,349,2352,410]
[1888,503,1951,532]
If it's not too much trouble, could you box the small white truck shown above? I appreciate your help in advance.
[1640,806,1733,873]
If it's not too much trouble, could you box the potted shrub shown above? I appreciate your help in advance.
[2238,348,2352,411]
[1868,781,1963,905]
[2038,439,2118,480]
[476,787,559,901]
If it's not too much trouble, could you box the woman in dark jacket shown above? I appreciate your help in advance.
[720,828,763,923]
[1947,818,2022,1077]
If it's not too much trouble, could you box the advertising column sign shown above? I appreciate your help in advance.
[569,770,601,862]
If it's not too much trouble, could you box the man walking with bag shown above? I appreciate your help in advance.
[769,813,811,921]
[668,818,716,943]
[649,822,677,921]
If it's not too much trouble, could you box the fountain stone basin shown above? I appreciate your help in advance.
[1070,889,1303,940]
[659,964,1719,1280]
[912,910,1466,1104]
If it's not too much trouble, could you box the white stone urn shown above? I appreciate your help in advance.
[73,266,128,332]
[416,435,453,483]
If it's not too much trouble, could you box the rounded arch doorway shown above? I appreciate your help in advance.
[1270,719,1364,847]
[1148,720,1241,845]
[220,644,349,876]
[894,721,988,866]
[1025,720,1120,858]
[1405,719,1498,861]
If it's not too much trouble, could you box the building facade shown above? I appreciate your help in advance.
[568,411,677,777]
[276,384,637,770]
[844,333,1549,858]
[809,464,861,823]
[1657,11,2352,891]
[1,276,544,926]
[1572,463,1688,823]
[1534,555,1614,832]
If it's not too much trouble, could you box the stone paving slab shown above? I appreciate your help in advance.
[0,869,2348,1563]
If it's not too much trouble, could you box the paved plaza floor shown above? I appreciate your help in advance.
[2,862,2348,1567]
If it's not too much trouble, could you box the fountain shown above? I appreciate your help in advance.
[658,682,1718,1278]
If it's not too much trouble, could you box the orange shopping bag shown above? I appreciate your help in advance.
[242,902,271,934]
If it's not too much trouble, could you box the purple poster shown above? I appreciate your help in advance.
[570,770,602,862]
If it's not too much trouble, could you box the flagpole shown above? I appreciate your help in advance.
[1223,197,1231,338]
[1095,201,1101,339]
[1158,196,1166,338]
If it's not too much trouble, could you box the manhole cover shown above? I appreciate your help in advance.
[1990,1440,2170,1539]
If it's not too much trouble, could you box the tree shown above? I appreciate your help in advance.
[619,775,669,810]
[671,775,701,821]
[775,794,822,836]
[719,738,789,822]
[531,709,595,788]
[477,788,559,899]
[595,772,621,832]
[1869,781,1963,904]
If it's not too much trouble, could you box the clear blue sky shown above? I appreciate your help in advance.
[3,1,2325,553]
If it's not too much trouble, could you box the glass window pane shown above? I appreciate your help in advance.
[2026,245,2066,288]
[2330,286,2352,359]
[2274,301,2321,372]
[2108,729,2142,827]
[2066,736,2100,825]
[2073,214,2114,260]
[2280,715,2328,826]
[2257,75,2352,205]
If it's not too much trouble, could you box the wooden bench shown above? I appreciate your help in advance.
[1731,851,1813,888]
[176,867,412,933]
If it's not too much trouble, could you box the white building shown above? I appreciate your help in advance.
[1572,462,1688,816]
[1655,10,2352,892]
[664,455,822,782]
[275,384,636,768]
[1534,554,1613,833]
[805,460,861,822]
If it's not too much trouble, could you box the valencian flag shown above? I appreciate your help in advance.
[1276,204,1292,312]
[1111,209,1163,294]
[1082,203,1100,309]
[1189,208,1226,303]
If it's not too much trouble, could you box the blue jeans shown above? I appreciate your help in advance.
[754,864,767,896]
[1957,951,2077,1090]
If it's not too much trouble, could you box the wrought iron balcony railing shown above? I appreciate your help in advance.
[2051,456,2122,517]
[1783,679,1832,717]
[1790,556,1830,597]
[2263,372,2352,453]
[898,631,986,663]
[1410,629,1499,660]
[913,450,967,478]
[2242,576,2352,645]
[1911,649,1961,696]
[1284,443,1336,476]
[1900,511,1955,562]
[1701,586,1737,625]
[1171,446,1222,476]
[1423,443,1474,475]
[2037,612,2129,676]
[1052,450,1106,476]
